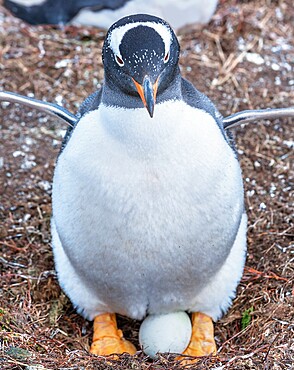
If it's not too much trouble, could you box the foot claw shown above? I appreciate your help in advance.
[90,336,137,356]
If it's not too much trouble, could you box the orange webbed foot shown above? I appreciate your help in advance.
[90,313,137,357]
[177,312,217,364]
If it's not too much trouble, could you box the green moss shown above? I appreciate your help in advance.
[241,306,254,330]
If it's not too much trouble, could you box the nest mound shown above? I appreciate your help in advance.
[0,0,293,368]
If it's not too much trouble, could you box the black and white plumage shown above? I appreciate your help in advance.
[4,0,218,28]
[51,14,247,323]
[4,0,128,25]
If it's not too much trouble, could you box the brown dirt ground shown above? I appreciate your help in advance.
[0,0,293,369]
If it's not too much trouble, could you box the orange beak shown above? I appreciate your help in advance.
[132,76,159,118]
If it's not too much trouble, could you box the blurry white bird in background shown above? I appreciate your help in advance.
[4,0,218,28]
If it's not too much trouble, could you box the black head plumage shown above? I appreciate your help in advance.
[102,14,180,116]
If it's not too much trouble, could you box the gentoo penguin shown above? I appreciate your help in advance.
[4,0,218,28]
[51,14,247,359]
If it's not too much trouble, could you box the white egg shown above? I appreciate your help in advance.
[139,311,192,358]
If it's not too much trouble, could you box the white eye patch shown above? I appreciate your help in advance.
[108,21,172,60]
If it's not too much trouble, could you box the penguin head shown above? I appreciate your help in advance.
[102,14,180,117]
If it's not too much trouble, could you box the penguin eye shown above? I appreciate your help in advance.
[115,54,124,67]
[164,51,170,63]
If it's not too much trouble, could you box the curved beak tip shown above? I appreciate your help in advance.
[148,109,154,118]
[132,76,158,118]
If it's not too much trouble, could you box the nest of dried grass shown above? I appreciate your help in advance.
[0,0,293,369]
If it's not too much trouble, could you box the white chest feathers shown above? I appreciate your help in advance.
[55,101,241,217]
[53,99,243,245]
[52,100,244,319]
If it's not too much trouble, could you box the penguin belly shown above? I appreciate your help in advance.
[51,101,245,320]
